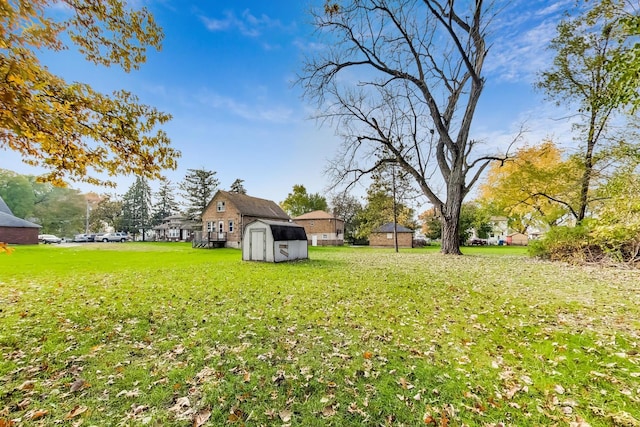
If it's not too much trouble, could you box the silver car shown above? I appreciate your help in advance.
[38,234,62,244]
[97,232,130,242]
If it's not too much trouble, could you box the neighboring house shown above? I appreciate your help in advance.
[0,195,41,244]
[242,219,308,262]
[200,190,290,248]
[153,214,199,241]
[292,210,344,246]
[369,223,414,248]
[487,216,509,245]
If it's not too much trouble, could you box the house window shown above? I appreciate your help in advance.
[228,220,234,233]
[310,221,314,227]
[322,234,328,240]
[207,221,214,232]
[218,221,224,233]
[169,227,179,238]
[217,201,226,212]
[387,233,393,239]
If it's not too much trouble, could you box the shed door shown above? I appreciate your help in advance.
[250,228,266,261]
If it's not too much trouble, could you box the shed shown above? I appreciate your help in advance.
[0,195,41,244]
[242,219,308,262]
[369,222,414,248]
[506,232,529,246]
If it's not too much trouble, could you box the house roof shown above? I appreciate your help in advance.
[372,222,414,233]
[293,210,341,220]
[211,190,289,220]
[0,195,41,228]
[250,219,307,241]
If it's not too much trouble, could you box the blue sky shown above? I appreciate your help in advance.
[1,0,577,208]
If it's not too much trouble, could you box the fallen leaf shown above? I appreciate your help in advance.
[17,380,35,391]
[322,405,336,417]
[279,409,292,422]
[30,409,48,420]
[554,384,565,395]
[363,351,373,359]
[70,378,87,392]
[64,405,88,419]
[193,408,211,427]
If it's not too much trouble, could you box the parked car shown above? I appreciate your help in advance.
[96,232,130,242]
[73,234,90,242]
[38,234,62,244]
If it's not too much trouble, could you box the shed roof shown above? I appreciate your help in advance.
[372,222,414,233]
[0,195,12,215]
[250,219,307,241]
[293,210,340,220]
[212,190,289,220]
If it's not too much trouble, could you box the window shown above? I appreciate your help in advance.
[169,227,179,238]
[322,234,328,240]
[218,221,224,233]
[228,220,234,233]
[386,233,393,239]
[207,221,214,232]
[217,201,226,212]
[310,221,314,227]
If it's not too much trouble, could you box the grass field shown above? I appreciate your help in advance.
[1,243,639,426]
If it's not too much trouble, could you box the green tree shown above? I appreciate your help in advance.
[122,177,153,240]
[280,185,328,217]
[330,192,363,244]
[607,10,640,109]
[0,0,179,186]
[537,0,637,222]
[180,168,219,221]
[229,179,247,194]
[90,195,124,232]
[152,179,179,226]
[459,202,492,245]
[356,173,417,242]
[0,169,35,218]
[300,0,501,254]
[32,185,86,237]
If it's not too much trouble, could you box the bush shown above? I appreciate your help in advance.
[529,223,640,266]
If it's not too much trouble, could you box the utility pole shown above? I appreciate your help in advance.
[392,163,398,253]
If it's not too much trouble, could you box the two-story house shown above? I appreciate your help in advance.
[200,190,290,248]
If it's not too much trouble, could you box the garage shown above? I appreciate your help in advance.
[242,219,308,262]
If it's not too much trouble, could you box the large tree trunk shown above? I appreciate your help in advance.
[440,182,464,255]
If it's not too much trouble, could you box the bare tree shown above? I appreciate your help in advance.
[299,0,510,254]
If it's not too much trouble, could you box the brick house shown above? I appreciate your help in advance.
[200,190,290,248]
[0,195,40,244]
[369,222,414,248]
[292,210,344,246]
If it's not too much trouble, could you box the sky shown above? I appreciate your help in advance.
[0,0,579,209]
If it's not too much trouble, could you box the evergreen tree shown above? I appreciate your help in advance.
[179,168,219,220]
[152,179,179,225]
[122,177,153,240]
[229,179,247,194]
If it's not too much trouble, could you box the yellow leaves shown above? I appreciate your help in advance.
[0,242,14,254]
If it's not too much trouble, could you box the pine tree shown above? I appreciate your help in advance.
[152,180,179,226]
[180,168,219,221]
[229,179,247,194]
[122,177,153,240]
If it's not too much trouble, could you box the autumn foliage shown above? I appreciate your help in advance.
[0,0,180,186]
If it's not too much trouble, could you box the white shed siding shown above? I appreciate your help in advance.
[242,219,308,262]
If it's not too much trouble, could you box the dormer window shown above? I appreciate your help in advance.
[217,201,226,212]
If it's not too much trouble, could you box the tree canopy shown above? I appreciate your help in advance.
[0,0,180,186]
[280,185,328,217]
[300,0,502,254]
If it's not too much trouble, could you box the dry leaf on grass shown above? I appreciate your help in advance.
[64,405,88,419]
[193,408,211,427]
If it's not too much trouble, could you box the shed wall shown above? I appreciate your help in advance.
[0,227,39,245]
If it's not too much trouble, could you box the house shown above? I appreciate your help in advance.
[487,216,509,245]
[153,214,199,241]
[242,219,308,262]
[369,223,414,248]
[0,195,41,244]
[200,190,290,248]
[292,210,344,246]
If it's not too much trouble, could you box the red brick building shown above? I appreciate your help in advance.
[292,210,344,246]
[0,195,40,244]
[369,223,414,248]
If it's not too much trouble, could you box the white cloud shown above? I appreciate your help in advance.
[197,91,295,124]
[199,9,295,38]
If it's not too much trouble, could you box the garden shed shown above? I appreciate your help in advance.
[0,195,41,244]
[242,219,308,262]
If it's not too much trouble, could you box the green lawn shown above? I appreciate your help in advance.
[1,243,638,426]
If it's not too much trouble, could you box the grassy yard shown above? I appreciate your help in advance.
[0,243,638,426]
